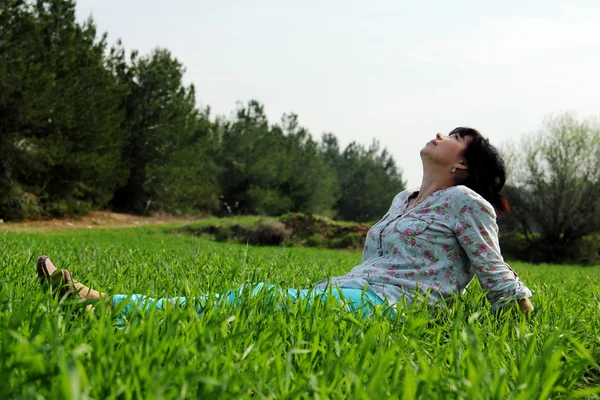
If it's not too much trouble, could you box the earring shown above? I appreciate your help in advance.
[451,168,457,173]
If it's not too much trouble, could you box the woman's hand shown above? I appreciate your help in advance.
[518,298,534,316]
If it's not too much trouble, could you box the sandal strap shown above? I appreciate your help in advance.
[36,256,75,298]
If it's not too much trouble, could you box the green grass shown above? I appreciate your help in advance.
[1,227,599,399]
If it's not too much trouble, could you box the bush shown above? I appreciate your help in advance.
[215,228,232,242]
[279,213,334,237]
[569,236,600,264]
[306,234,327,248]
[329,232,364,249]
[499,233,531,261]
[499,232,600,264]
[248,221,292,246]
[0,186,43,221]
[173,214,370,250]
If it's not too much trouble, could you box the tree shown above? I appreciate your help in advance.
[0,0,127,219]
[216,103,339,217]
[146,109,221,215]
[0,1,405,221]
[110,48,218,215]
[215,100,288,215]
[321,137,406,222]
[276,114,337,216]
[503,113,600,262]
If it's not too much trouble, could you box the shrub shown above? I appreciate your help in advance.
[499,232,600,264]
[215,228,232,242]
[0,186,43,221]
[498,233,531,261]
[329,232,364,249]
[173,214,369,250]
[279,213,369,250]
[306,234,327,248]
[279,213,331,237]
[248,221,292,246]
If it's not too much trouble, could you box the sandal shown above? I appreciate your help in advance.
[36,256,76,298]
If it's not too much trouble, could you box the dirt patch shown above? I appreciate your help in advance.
[0,211,194,232]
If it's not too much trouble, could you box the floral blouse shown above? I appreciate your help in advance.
[315,185,532,311]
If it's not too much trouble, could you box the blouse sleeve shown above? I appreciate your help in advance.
[453,190,532,311]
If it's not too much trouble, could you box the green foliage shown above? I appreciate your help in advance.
[249,221,292,246]
[111,48,215,215]
[216,101,286,215]
[501,232,600,265]
[174,217,292,247]
[278,213,370,249]
[0,0,404,221]
[306,233,328,248]
[321,135,406,222]
[502,113,600,262]
[329,232,364,249]
[278,114,338,216]
[175,214,371,250]
[145,117,221,216]
[1,226,600,398]
[0,0,127,219]
[216,103,339,217]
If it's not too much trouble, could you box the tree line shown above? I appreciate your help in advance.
[4,1,600,263]
[0,0,405,223]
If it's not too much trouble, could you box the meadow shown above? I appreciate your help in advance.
[1,225,599,399]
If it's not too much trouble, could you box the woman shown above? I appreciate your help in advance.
[36,127,534,317]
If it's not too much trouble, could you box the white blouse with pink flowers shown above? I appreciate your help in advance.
[315,185,532,311]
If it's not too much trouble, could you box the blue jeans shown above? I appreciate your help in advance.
[112,283,387,319]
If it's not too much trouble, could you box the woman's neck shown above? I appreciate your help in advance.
[413,171,452,204]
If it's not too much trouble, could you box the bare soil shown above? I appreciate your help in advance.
[0,211,194,232]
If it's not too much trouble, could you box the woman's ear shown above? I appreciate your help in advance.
[453,160,468,172]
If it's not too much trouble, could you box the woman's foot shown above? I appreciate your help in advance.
[36,256,106,301]
[36,256,76,298]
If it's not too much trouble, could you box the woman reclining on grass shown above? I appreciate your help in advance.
[36,127,534,318]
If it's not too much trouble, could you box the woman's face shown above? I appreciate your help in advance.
[420,131,471,169]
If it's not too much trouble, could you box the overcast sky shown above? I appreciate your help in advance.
[75,0,600,188]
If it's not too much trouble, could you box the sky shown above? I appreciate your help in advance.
[75,0,600,188]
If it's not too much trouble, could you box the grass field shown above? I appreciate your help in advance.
[1,225,600,399]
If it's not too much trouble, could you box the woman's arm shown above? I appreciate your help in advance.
[453,190,533,312]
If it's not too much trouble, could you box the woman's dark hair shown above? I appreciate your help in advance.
[449,127,510,216]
